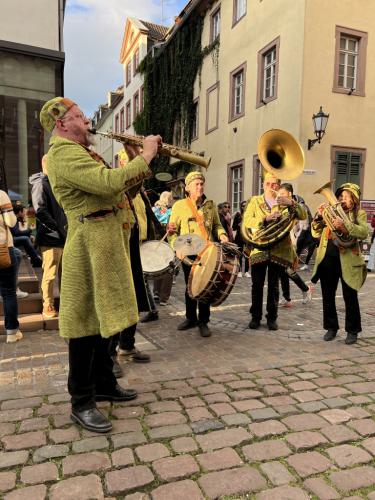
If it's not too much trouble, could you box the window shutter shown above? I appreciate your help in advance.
[334,151,361,189]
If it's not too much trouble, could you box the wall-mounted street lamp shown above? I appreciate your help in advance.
[307,106,329,150]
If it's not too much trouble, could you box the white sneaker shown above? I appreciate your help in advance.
[159,301,169,306]
[299,264,308,271]
[6,331,23,343]
[16,288,29,299]
[302,287,312,304]
[238,272,243,277]
[245,272,251,278]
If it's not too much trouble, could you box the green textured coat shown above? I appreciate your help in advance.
[243,195,307,267]
[47,136,151,339]
[311,209,369,291]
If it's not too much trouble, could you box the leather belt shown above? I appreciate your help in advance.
[77,206,119,223]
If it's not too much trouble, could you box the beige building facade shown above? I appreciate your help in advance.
[190,0,375,213]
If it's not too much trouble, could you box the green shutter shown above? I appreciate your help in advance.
[334,151,361,190]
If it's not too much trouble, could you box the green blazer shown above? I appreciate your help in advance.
[243,195,307,267]
[311,208,369,291]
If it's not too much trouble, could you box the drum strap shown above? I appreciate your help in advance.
[186,197,209,241]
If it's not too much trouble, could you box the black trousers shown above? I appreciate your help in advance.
[296,230,317,265]
[280,267,309,301]
[108,324,137,357]
[182,262,210,323]
[318,255,361,334]
[250,261,281,322]
[68,335,117,411]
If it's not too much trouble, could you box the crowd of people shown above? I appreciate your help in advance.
[0,94,373,433]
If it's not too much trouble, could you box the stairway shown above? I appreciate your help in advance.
[0,257,59,333]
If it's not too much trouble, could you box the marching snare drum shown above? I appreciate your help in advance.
[188,242,240,307]
[140,240,176,278]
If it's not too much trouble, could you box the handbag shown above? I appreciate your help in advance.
[0,212,11,269]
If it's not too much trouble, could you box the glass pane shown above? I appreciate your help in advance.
[348,54,356,66]
[347,76,355,88]
[338,75,344,86]
[348,39,357,52]
[339,52,346,64]
[347,65,355,78]
[340,37,347,49]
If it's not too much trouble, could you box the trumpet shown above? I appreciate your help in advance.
[89,129,210,169]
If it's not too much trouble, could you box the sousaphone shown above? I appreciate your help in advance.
[241,129,305,249]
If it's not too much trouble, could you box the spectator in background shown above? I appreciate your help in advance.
[30,154,67,318]
[218,202,234,242]
[152,191,174,305]
[367,213,375,272]
[0,190,23,343]
[11,205,42,267]
[232,200,250,277]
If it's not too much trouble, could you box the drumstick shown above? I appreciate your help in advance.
[156,231,169,249]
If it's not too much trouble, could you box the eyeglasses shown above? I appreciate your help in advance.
[223,205,230,208]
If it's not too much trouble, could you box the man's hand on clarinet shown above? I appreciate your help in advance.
[141,135,162,165]
[123,144,141,161]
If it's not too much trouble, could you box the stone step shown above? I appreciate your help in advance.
[17,278,40,294]
[0,313,59,334]
[0,294,60,316]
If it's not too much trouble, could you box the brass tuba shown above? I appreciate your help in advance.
[241,129,305,249]
[313,181,355,248]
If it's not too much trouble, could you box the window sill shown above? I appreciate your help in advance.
[228,112,244,124]
[232,14,246,29]
[256,95,277,108]
[332,86,365,97]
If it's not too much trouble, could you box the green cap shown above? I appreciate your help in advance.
[40,97,76,133]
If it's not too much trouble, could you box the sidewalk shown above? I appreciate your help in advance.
[0,271,375,498]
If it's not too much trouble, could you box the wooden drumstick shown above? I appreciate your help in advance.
[156,231,169,249]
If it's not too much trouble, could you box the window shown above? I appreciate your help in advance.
[233,0,246,25]
[333,27,367,96]
[140,85,144,111]
[114,113,119,133]
[252,155,263,195]
[229,63,246,122]
[133,48,139,76]
[125,100,131,129]
[228,162,244,213]
[331,146,365,192]
[133,91,139,118]
[210,6,221,42]
[126,61,131,86]
[120,107,124,133]
[206,82,219,134]
[191,99,199,140]
[256,37,280,107]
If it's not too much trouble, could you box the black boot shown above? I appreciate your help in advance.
[345,333,358,345]
[267,320,278,331]
[96,384,137,402]
[140,311,159,323]
[249,319,260,329]
[323,329,337,341]
[71,407,112,433]
[177,319,197,331]
[198,322,211,337]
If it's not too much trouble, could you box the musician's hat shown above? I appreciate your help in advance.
[335,183,361,202]
[185,171,205,187]
[40,97,76,133]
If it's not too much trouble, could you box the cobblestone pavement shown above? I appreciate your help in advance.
[0,270,375,498]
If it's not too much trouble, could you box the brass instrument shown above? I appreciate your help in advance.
[313,181,355,248]
[241,129,305,249]
[89,129,210,169]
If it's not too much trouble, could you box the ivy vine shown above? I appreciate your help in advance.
[133,14,220,178]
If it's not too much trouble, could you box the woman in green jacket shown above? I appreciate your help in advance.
[311,183,369,345]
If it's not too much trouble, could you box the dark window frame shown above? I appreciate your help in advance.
[229,62,247,123]
[256,37,280,108]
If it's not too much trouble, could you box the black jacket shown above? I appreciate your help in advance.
[29,173,67,248]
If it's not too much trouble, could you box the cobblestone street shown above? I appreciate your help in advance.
[1,270,375,499]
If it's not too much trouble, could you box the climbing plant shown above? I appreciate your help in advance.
[134,14,219,176]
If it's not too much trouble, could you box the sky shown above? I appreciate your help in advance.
[64,0,187,117]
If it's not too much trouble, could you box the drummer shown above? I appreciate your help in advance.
[168,171,228,337]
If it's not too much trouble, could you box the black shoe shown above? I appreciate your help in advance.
[198,322,211,337]
[118,348,150,363]
[112,356,123,378]
[249,319,260,329]
[267,320,278,331]
[71,407,112,433]
[177,319,198,331]
[96,384,137,402]
[140,311,159,323]
[323,329,337,341]
[345,333,358,345]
